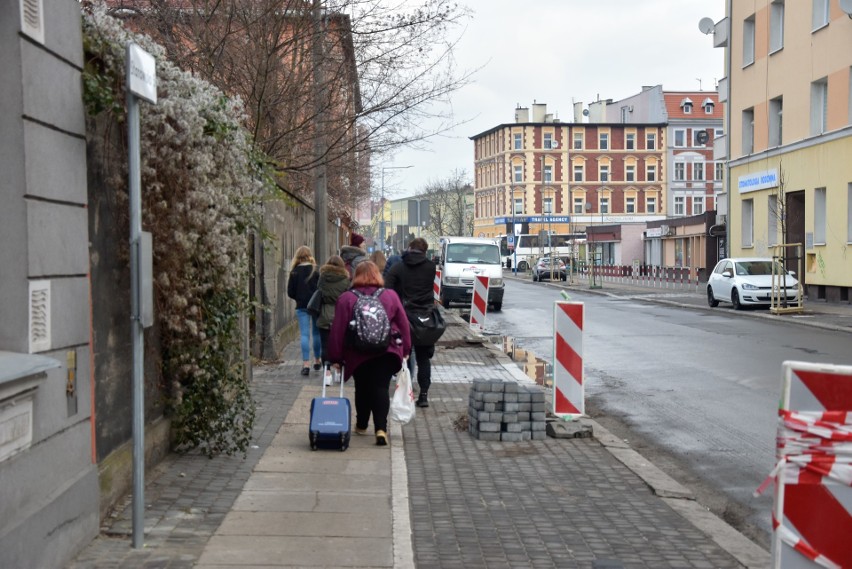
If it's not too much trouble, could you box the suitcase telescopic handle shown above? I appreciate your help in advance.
[322,364,345,398]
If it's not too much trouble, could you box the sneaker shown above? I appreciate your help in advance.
[323,371,333,387]
[313,361,322,371]
[375,430,388,446]
[354,426,368,436]
[300,367,310,376]
[416,394,429,408]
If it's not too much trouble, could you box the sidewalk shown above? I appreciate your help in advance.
[70,313,774,568]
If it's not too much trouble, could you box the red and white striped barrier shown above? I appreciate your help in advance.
[469,275,489,332]
[434,269,442,302]
[759,361,852,569]
[553,301,584,417]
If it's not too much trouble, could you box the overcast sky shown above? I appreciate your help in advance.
[381,0,725,198]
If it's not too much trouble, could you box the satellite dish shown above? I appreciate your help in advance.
[582,109,590,117]
[696,130,710,145]
[551,140,559,149]
[841,0,852,16]
[698,17,715,34]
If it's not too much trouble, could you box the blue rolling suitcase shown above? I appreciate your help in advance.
[309,365,351,451]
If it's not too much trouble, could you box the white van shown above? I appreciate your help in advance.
[437,237,504,311]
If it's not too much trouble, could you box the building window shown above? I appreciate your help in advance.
[814,187,827,244]
[674,196,685,216]
[812,0,829,31]
[674,129,687,147]
[646,196,657,214]
[646,131,656,150]
[683,101,693,114]
[573,131,583,150]
[626,132,635,150]
[513,133,522,150]
[715,128,724,138]
[770,1,785,54]
[543,197,553,214]
[715,162,725,181]
[742,108,755,154]
[674,162,686,181]
[646,163,657,182]
[625,196,636,213]
[600,197,610,214]
[573,196,584,214]
[743,14,755,67]
[573,164,584,182]
[704,102,715,114]
[513,197,524,215]
[742,198,754,247]
[625,164,635,182]
[544,164,553,183]
[599,131,609,150]
[544,132,554,149]
[692,162,705,181]
[599,164,610,182]
[764,97,783,148]
[513,164,523,183]
[768,195,779,246]
[692,196,705,215]
[811,78,828,135]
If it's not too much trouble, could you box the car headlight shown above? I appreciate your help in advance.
[445,277,460,285]
[490,278,503,286]
[741,283,759,290]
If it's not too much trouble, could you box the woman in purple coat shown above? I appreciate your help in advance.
[328,261,411,446]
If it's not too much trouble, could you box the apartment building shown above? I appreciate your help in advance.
[607,86,724,222]
[471,103,666,240]
[717,0,852,302]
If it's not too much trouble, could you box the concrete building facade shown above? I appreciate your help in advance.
[0,1,100,566]
[720,0,852,302]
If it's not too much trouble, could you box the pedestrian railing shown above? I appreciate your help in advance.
[568,264,704,292]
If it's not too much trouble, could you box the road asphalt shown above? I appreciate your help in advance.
[68,278,851,568]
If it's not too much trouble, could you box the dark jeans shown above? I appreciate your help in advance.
[352,353,400,433]
[407,344,435,395]
[318,327,330,364]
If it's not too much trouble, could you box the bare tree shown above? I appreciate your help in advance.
[421,170,473,237]
[101,0,474,216]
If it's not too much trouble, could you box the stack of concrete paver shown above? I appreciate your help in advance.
[467,379,547,441]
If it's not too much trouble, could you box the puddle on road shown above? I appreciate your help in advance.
[486,335,553,388]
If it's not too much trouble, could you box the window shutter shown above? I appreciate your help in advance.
[20,0,44,44]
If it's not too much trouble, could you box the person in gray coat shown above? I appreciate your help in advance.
[316,255,351,366]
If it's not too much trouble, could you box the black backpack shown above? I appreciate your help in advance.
[348,289,391,352]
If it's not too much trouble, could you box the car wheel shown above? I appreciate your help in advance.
[491,303,502,312]
[561,274,567,281]
[731,289,743,311]
[440,291,449,308]
[532,273,538,282]
[517,261,528,272]
[707,286,719,307]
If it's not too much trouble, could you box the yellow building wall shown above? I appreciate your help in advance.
[729,135,852,287]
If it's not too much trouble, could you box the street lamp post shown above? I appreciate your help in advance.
[380,165,413,251]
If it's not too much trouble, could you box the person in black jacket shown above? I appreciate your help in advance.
[287,246,321,376]
[384,237,437,407]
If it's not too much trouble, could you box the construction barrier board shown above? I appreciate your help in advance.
[552,301,584,418]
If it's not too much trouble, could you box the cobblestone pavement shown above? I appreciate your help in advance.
[69,317,761,568]
[406,332,744,569]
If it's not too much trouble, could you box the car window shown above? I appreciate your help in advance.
[446,244,500,264]
[712,261,725,274]
[723,261,732,273]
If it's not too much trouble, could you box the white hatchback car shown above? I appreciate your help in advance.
[707,258,800,310]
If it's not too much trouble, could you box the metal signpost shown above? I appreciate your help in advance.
[126,43,157,548]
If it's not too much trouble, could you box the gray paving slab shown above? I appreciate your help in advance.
[196,535,393,567]
[215,510,390,537]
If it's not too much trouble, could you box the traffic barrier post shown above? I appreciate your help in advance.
[553,301,584,417]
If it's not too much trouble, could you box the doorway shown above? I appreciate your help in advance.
[785,190,806,289]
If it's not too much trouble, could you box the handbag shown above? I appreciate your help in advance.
[390,364,416,424]
[305,289,322,317]
[407,306,446,346]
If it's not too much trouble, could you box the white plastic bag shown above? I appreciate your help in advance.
[390,364,416,424]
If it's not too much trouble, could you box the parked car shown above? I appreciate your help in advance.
[532,256,567,282]
[707,257,799,310]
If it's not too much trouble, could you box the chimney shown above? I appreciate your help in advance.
[515,106,529,123]
[532,102,547,122]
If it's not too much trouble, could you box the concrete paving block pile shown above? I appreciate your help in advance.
[468,379,547,441]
